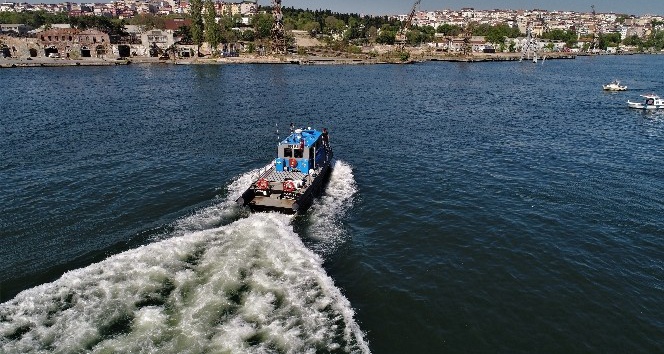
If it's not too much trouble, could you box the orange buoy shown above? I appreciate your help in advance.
[256,178,269,190]
[283,180,296,192]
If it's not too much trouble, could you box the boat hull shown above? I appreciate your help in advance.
[627,101,664,110]
[237,157,333,214]
[603,86,627,91]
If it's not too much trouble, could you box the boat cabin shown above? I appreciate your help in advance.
[275,128,329,174]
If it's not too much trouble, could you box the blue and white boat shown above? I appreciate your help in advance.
[627,94,664,110]
[236,127,333,214]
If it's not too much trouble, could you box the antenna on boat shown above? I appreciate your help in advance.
[276,122,279,145]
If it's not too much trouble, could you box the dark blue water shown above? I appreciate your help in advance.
[1,56,663,353]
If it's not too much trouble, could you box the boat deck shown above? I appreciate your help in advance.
[250,194,296,210]
[259,167,306,182]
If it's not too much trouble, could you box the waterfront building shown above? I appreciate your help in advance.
[38,28,110,58]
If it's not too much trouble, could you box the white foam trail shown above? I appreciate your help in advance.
[0,213,369,353]
[163,164,272,238]
[166,160,358,258]
[305,160,358,256]
[1,163,369,353]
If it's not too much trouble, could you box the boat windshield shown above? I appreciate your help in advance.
[283,147,303,158]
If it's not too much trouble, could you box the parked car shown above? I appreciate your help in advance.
[48,53,60,58]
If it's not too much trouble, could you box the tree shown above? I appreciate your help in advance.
[324,15,345,35]
[436,24,462,36]
[366,26,378,43]
[541,28,578,49]
[508,40,516,52]
[302,21,320,36]
[241,29,255,42]
[204,0,220,55]
[599,32,621,50]
[127,14,165,30]
[485,31,505,46]
[175,25,193,44]
[644,29,664,50]
[189,0,204,55]
[251,12,272,39]
[376,25,396,45]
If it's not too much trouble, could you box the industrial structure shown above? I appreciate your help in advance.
[590,5,601,52]
[519,22,537,61]
[396,0,421,50]
[271,0,286,54]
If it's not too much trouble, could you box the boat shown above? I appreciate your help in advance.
[236,127,333,214]
[603,80,627,91]
[627,94,664,110]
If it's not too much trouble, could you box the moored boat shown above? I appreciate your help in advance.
[603,80,627,91]
[236,127,333,214]
[627,94,664,110]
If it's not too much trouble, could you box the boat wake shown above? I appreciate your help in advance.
[304,160,358,256]
[0,161,368,353]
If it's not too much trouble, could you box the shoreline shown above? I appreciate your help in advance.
[0,51,658,68]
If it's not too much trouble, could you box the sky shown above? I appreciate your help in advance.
[280,0,664,16]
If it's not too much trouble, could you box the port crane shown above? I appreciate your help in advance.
[462,18,474,56]
[396,0,421,50]
[590,5,601,52]
[519,22,537,62]
[271,0,286,54]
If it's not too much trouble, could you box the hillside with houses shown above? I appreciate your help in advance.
[1,1,664,63]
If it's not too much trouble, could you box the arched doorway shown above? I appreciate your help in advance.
[1,45,10,58]
[118,45,130,58]
[80,46,91,57]
[44,45,59,57]
[29,48,37,57]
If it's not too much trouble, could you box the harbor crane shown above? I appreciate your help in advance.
[271,0,286,54]
[590,5,601,52]
[462,19,474,56]
[519,22,537,61]
[396,0,421,50]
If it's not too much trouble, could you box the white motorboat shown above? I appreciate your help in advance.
[627,94,664,110]
[603,80,627,91]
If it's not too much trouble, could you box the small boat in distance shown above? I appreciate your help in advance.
[236,127,333,214]
[603,80,628,91]
[627,94,664,110]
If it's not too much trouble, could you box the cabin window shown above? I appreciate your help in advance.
[284,147,292,157]
[294,148,303,158]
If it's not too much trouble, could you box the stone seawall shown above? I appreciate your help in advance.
[1,52,581,68]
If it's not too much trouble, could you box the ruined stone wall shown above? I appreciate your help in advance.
[0,36,42,58]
